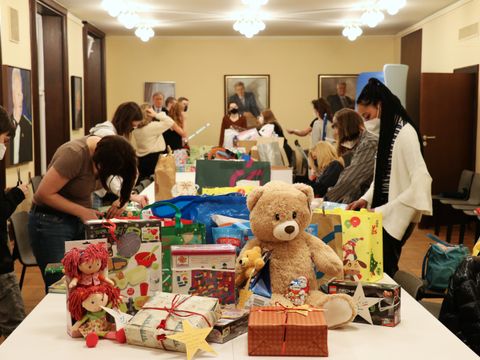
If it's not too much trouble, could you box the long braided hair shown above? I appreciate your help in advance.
[357,78,423,208]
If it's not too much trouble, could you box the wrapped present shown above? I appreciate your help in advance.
[125,292,221,352]
[171,245,236,305]
[45,262,64,275]
[206,309,249,344]
[328,280,401,327]
[248,305,328,356]
[98,202,143,219]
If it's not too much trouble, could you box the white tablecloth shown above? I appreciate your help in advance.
[0,276,477,359]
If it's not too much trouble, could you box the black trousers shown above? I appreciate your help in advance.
[138,152,161,181]
[383,223,416,277]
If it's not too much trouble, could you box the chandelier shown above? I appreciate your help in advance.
[135,24,154,42]
[233,9,266,38]
[342,24,363,42]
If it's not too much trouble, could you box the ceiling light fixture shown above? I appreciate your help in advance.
[135,24,154,42]
[233,9,266,38]
[342,24,363,41]
[241,0,268,7]
[361,7,385,28]
[379,0,406,15]
[101,0,125,18]
[118,9,139,30]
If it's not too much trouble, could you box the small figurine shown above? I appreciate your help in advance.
[68,283,123,348]
[286,276,310,306]
[62,243,114,289]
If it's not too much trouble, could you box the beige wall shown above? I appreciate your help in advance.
[400,0,480,169]
[67,13,84,140]
[106,35,396,148]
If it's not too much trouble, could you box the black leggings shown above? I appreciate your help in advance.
[383,223,416,277]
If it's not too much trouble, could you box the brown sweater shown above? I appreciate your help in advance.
[219,115,247,146]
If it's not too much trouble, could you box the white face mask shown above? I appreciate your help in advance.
[364,118,380,136]
[0,143,6,160]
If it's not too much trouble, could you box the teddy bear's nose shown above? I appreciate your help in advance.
[285,225,295,234]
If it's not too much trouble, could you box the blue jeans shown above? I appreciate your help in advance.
[28,209,85,293]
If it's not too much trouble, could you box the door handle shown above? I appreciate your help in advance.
[422,135,436,147]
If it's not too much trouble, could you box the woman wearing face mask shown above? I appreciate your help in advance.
[219,102,247,147]
[0,106,29,338]
[323,108,378,203]
[347,78,432,276]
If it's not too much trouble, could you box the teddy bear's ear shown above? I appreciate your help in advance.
[247,187,264,211]
[293,183,314,204]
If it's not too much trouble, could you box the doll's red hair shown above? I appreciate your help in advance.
[62,243,109,279]
[68,283,121,321]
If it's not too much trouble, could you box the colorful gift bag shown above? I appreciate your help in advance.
[326,209,383,282]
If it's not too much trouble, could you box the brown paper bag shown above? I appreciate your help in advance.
[154,148,176,201]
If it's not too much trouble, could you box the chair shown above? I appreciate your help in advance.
[29,175,43,194]
[440,172,480,206]
[432,169,474,201]
[9,211,38,289]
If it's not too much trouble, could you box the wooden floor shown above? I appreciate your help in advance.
[0,223,475,344]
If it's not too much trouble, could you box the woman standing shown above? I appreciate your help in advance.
[29,135,138,291]
[219,102,247,147]
[164,102,188,150]
[348,78,432,276]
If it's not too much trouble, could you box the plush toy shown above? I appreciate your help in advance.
[62,243,115,289]
[68,283,124,348]
[236,181,356,328]
[235,246,265,286]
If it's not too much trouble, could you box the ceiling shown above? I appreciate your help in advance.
[56,0,460,36]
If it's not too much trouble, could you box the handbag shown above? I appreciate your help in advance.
[422,234,470,291]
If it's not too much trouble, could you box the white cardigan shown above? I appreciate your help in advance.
[361,123,433,240]
[132,113,174,157]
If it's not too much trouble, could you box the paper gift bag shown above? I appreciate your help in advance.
[327,209,383,282]
[195,159,270,190]
[155,148,176,201]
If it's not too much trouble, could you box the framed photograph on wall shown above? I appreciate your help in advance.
[2,65,33,167]
[224,75,269,118]
[144,82,176,106]
[318,74,358,115]
[71,76,82,130]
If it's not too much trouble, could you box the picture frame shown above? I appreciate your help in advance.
[71,76,83,130]
[144,82,176,104]
[2,65,33,167]
[318,74,358,114]
[224,75,270,117]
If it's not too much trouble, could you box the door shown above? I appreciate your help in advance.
[401,29,422,125]
[420,73,476,194]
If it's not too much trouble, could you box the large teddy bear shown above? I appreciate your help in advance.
[236,181,356,328]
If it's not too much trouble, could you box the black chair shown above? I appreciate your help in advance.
[9,211,38,289]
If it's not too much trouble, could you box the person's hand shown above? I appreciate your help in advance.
[286,129,295,135]
[17,184,29,198]
[346,199,368,211]
[79,208,103,223]
[146,108,156,119]
[105,200,126,219]
[131,194,148,208]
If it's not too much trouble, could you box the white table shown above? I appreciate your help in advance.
[1,280,477,360]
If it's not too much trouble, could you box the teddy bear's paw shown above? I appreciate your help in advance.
[322,295,356,329]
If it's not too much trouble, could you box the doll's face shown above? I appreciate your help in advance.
[82,292,108,313]
[79,259,102,275]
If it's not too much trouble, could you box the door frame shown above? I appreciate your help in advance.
[0,20,4,190]
[29,0,69,175]
[82,22,107,135]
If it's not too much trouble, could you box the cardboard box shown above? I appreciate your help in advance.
[206,309,249,344]
[248,306,328,356]
[327,280,401,327]
[125,292,221,352]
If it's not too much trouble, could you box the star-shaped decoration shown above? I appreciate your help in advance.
[166,321,216,360]
[352,282,382,325]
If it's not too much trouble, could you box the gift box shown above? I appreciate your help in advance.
[248,306,328,356]
[206,309,249,344]
[327,280,401,327]
[125,292,221,352]
[171,245,236,305]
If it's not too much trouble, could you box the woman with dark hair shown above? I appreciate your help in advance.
[219,101,247,147]
[260,109,294,166]
[347,78,432,276]
[287,98,334,145]
[0,106,28,337]
[164,102,188,150]
[324,108,378,203]
[29,135,138,291]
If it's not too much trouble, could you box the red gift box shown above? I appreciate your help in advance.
[248,305,328,356]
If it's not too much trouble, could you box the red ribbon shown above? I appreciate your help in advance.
[102,220,119,243]
[142,294,213,349]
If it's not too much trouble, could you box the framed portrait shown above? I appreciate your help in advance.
[71,76,82,130]
[2,65,33,167]
[318,74,358,115]
[224,75,269,117]
[144,82,175,104]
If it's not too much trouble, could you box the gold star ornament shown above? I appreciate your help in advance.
[166,320,217,360]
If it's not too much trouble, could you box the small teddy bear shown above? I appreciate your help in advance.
[236,181,356,328]
[235,246,265,286]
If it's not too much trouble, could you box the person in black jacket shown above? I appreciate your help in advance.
[0,106,29,338]
[439,256,480,355]
[307,141,344,197]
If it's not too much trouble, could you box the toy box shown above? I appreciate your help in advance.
[327,280,401,327]
[85,219,161,243]
[171,244,236,270]
[206,309,249,344]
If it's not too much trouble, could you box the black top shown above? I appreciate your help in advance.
[272,122,293,167]
[311,160,344,197]
[309,118,318,128]
[0,187,25,274]
[163,129,183,151]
